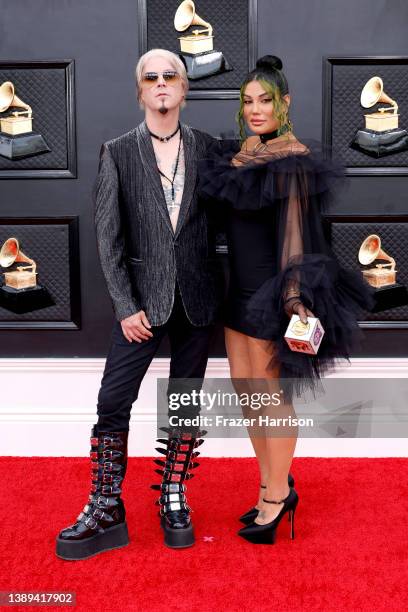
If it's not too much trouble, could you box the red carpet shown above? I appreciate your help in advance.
[1,457,407,612]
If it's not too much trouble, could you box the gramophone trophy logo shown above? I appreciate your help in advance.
[0,237,54,314]
[358,234,408,312]
[350,76,408,158]
[0,81,50,160]
[174,0,232,80]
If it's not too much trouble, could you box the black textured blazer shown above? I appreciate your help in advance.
[93,120,218,326]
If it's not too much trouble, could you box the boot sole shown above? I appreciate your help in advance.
[55,521,129,560]
[160,516,195,548]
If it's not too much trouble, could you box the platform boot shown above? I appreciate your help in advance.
[55,427,129,560]
[151,426,205,548]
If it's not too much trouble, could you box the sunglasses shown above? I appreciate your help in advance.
[142,71,180,86]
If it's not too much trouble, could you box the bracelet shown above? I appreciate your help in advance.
[284,295,301,305]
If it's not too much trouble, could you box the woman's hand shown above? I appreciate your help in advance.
[284,297,315,324]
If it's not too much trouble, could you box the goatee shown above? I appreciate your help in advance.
[159,101,168,115]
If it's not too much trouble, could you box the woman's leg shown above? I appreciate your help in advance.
[225,327,270,509]
[246,336,298,525]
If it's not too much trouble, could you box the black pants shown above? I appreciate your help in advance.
[96,286,213,432]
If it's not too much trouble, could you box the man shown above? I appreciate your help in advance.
[55,49,218,559]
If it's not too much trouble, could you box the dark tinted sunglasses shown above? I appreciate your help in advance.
[142,71,180,86]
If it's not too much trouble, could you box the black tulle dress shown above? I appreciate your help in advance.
[199,134,375,396]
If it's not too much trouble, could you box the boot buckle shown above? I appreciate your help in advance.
[166,450,188,461]
[92,508,105,520]
[84,516,98,530]
[158,482,186,494]
[160,492,186,504]
[96,495,109,506]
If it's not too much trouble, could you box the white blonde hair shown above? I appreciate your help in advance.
[135,49,189,109]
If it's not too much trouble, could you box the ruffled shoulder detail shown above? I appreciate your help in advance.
[198,137,345,211]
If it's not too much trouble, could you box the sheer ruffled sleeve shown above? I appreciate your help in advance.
[279,174,304,303]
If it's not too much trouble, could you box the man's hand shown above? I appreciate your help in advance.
[120,310,153,343]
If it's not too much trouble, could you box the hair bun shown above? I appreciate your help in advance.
[255,55,283,71]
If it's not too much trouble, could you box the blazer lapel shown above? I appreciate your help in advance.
[174,123,197,240]
[137,121,174,234]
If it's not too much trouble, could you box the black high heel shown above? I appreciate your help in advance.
[237,488,298,545]
[239,473,295,525]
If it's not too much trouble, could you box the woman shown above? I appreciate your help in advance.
[199,55,373,545]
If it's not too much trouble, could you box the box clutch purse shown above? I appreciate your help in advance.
[284,315,325,355]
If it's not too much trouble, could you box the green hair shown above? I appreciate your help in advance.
[236,77,292,144]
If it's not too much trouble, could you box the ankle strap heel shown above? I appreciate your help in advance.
[238,488,299,545]
[263,489,294,505]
